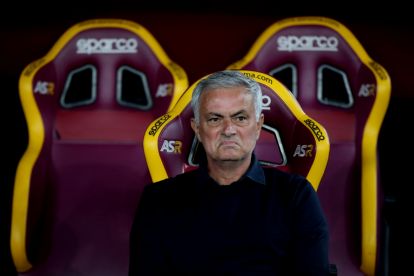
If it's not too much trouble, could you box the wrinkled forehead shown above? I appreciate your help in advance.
[200,86,254,109]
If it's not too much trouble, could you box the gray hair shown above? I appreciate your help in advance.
[191,70,263,125]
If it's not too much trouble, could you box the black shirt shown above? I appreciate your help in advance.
[129,156,329,275]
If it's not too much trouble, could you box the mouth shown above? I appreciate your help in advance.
[221,140,237,145]
[220,140,239,149]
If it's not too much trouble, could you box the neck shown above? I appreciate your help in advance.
[207,157,251,185]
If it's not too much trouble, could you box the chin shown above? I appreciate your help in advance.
[220,158,241,162]
[218,154,244,162]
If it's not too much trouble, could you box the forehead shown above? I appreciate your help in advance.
[200,88,255,116]
[200,86,253,106]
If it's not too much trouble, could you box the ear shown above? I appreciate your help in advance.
[190,118,201,141]
[256,113,264,140]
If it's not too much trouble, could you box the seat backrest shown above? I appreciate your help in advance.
[228,16,391,276]
[11,18,188,275]
[144,69,330,192]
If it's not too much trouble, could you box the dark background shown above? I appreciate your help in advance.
[1,1,412,275]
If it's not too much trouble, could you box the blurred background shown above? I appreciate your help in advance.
[1,1,412,275]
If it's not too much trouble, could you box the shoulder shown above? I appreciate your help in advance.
[262,167,316,203]
[142,169,199,198]
[263,168,327,229]
[263,167,311,190]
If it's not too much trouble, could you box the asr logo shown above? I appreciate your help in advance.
[160,140,182,153]
[358,84,375,97]
[155,83,173,97]
[34,81,54,95]
[293,144,313,157]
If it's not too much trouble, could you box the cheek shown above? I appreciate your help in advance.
[248,126,261,138]
[199,128,218,142]
[204,131,220,142]
[246,130,261,144]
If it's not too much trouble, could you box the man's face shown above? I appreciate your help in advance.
[191,86,263,164]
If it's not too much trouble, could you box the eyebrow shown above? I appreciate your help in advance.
[207,110,247,118]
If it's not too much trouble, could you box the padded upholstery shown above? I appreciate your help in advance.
[10,19,188,275]
[227,16,391,275]
[144,69,330,192]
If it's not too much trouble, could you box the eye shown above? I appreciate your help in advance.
[207,116,221,126]
[232,115,248,125]
[234,115,247,122]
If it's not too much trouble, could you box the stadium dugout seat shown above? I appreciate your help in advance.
[227,16,391,276]
[144,69,330,192]
[10,18,188,275]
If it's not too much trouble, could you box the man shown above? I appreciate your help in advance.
[129,70,330,275]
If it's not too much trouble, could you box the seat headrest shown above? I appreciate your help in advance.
[228,16,391,143]
[20,18,188,142]
[144,70,330,190]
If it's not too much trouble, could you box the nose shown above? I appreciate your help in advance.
[222,118,236,136]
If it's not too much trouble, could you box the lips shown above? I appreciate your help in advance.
[221,140,238,146]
